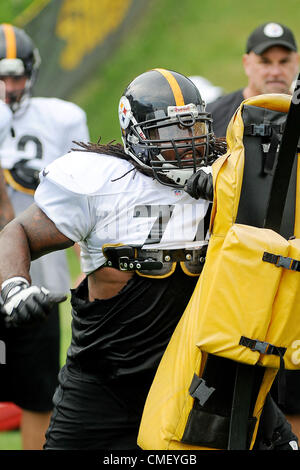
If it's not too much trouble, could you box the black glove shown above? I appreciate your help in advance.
[254,394,299,450]
[0,277,67,328]
[184,168,214,201]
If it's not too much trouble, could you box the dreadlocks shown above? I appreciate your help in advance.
[72,136,227,182]
[211,136,227,159]
[72,139,154,178]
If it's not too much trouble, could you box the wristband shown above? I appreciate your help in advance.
[1,276,30,304]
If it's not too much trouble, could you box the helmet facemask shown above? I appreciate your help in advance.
[122,101,214,188]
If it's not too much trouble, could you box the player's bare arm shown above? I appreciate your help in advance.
[0,202,133,301]
[0,203,73,285]
[0,167,14,230]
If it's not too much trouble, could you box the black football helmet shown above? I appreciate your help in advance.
[119,68,215,188]
[0,24,41,110]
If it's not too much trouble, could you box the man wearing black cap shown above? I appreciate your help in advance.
[207,22,299,137]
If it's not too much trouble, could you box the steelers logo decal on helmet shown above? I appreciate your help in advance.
[263,23,284,38]
[118,96,132,129]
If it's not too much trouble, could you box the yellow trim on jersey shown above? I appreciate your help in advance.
[179,261,201,277]
[102,242,125,250]
[136,262,177,279]
[3,169,35,195]
[2,24,17,59]
[153,68,185,106]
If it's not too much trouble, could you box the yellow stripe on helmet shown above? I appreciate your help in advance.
[153,68,185,106]
[2,24,17,59]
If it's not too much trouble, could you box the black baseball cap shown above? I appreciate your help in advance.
[246,22,298,54]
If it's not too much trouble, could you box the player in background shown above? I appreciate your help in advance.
[0,23,89,449]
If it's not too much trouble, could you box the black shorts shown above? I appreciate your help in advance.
[44,364,155,450]
[0,304,60,412]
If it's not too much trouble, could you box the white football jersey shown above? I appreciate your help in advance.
[0,101,12,143]
[0,97,89,294]
[35,151,211,275]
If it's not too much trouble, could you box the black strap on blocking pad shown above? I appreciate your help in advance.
[264,79,300,232]
[229,75,300,450]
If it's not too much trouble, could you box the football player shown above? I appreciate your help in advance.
[0,68,296,450]
[0,23,89,450]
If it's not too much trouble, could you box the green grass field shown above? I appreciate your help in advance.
[0,0,299,450]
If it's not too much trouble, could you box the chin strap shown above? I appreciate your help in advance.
[161,163,194,187]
